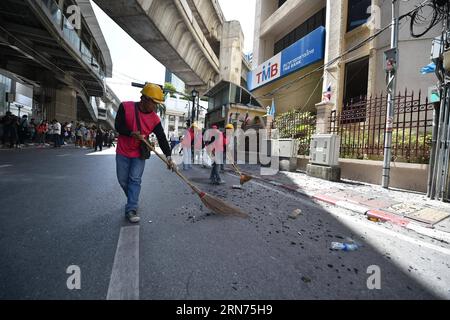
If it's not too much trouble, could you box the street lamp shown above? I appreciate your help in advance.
[191,89,198,125]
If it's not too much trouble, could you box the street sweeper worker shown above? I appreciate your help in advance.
[206,125,225,184]
[115,83,175,223]
[221,123,234,171]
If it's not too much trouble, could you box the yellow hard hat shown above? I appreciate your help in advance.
[226,124,234,129]
[141,83,164,104]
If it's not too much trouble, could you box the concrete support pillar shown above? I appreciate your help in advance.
[219,21,244,86]
[322,0,347,112]
[174,116,179,137]
[164,115,169,137]
[55,87,77,123]
[315,101,334,134]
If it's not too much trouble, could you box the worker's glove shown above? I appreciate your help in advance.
[166,156,176,172]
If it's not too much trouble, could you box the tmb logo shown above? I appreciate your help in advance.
[256,61,279,84]
[251,52,282,90]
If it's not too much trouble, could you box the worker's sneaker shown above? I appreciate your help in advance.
[126,210,140,223]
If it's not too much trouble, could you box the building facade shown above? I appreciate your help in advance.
[0,0,112,123]
[250,0,442,121]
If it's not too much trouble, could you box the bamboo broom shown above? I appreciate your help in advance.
[143,140,248,218]
[226,150,253,185]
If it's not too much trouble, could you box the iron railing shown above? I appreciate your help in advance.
[274,111,316,156]
[330,90,434,163]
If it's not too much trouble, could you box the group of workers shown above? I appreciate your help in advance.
[178,122,234,185]
[114,83,237,223]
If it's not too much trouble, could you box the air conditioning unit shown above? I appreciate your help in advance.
[310,134,340,166]
[277,139,299,158]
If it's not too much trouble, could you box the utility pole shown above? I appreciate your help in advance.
[382,0,400,189]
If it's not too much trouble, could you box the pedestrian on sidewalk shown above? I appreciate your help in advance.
[36,120,48,147]
[1,112,18,148]
[115,83,175,223]
[18,115,29,147]
[28,118,37,143]
[52,119,62,148]
[94,126,104,152]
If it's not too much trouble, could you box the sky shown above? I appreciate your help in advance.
[91,0,256,102]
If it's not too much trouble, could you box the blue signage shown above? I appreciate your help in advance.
[247,26,325,91]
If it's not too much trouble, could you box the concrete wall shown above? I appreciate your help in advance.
[320,0,442,113]
[253,0,325,66]
[339,159,429,193]
[297,156,429,193]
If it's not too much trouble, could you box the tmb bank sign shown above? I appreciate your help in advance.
[247,27,325,91]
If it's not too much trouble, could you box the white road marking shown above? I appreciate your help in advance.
[107,226,140,300]
[247,177,450,256]
[0,165,12,168]
[86,148,117,156]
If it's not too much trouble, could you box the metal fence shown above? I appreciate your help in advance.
[274,111,316,156]
[329,91,435,164]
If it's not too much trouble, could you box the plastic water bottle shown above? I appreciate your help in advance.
[331,242,359,251]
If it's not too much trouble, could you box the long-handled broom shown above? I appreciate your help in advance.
[142,140,247,218]
[226,150,253,185]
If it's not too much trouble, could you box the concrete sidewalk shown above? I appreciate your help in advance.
[224,164,450,243]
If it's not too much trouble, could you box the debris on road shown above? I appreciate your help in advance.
[330,242,359,251]
[289,209,302,219]
[232,185,244,190]
[368,217,382,223]
[301,276,312,283]
[148,220,153,224]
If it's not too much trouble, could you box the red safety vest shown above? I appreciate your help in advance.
[117,101,161,158]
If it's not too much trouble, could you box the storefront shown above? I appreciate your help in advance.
[248,26,326,115]
[0,70,34,118]
[204,81,267,130]
[0,73,12,116]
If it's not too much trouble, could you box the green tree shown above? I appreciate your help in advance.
[164,82,177,98]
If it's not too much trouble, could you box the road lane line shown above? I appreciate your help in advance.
[247,177,450,256]
[0,165,12,168]
[107,226,140,300]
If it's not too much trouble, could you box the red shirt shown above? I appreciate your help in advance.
[117,101,161,158]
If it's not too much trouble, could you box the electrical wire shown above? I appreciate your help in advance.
[406,0,449,38]
[254,0,448,100]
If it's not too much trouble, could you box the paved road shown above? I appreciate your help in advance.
[0,147,449,299]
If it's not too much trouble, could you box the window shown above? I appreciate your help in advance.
[342,56,370,122]
[278,0,287,9]
[274,8,326,55]
[347,0,371,32]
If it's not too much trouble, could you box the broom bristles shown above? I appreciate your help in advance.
[199,192,248,218]
[240,174,253,185]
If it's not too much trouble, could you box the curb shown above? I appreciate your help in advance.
[366,209,410,227]
[225,169,450,243]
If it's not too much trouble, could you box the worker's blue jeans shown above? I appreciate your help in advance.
[116,154,146,213]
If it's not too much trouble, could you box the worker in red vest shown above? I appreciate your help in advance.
[115,83,175,223]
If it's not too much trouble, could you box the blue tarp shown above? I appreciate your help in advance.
[421,63,436,74]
